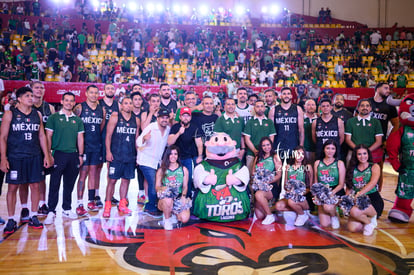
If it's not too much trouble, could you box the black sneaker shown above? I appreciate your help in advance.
[95,196,103,208]
[0,216,5,225]
[111,197,119,206]
[28,216,43,229]
[4,219,17,234]
[20,208,30,222]
[38,204,49,217]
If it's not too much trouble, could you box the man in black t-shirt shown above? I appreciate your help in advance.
[168,107,203,197]
[192,96,219,143]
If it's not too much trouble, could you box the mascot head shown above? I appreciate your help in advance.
[205,132,237,160]
[399,94,414,127]
[387,93,414,127]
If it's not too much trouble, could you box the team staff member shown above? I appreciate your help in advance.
[19,81,56,219]
[44,92,85,225]
[98,83,119,205]
[74,85,105,216]
[103,97,139,218]
[1,87,52,234]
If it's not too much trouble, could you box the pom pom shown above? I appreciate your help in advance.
[284,179,306,203]
[310,182,339,205]
[339,195,355,216]
[356,195,371,211]
[172,196,192,215]
[252,167,274,192]
[157,186,180,200]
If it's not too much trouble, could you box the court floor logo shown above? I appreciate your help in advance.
[79,217,414,274]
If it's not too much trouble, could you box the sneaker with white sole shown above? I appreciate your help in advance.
[262,214,275,225]
[62,210,77,219]
[331,216,340,229]
[363,222,376,236]
[163,217,173,230]
[44,212,56,225]
[283,211,297,225]
[294,214,309,226]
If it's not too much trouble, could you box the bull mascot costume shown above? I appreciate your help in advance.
[387,93,414,223]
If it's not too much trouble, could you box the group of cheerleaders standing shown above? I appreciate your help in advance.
[155,139,383,236]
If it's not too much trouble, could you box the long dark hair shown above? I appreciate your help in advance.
[159,145,181,182]
[345,144,373,189]
[319,139,338,160]
[257,137,274,161]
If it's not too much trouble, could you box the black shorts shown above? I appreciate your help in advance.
[368,191,384,217]
[6,155,43,184]
[108,161,135,180]
[83,151,103,166]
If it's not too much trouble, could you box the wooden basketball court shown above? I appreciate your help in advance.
[0,163,413,274]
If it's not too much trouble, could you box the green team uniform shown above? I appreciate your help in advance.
[45,111,84,153]
[243,117,276,156]
[287,166,306,183]
[214,114,245,149]
[162,166,184,194]
[352,164,377,195]
[304,115,316,152]
[396,126,414,199]
[317,160,339,187]
[193,159,250,222]
[345,117,383,147]
[255,156,275,173]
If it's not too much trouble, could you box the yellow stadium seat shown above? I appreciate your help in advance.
[407,81,414,88]
[45,74,55,82]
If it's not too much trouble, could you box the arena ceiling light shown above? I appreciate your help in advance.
[91,0,100,8]
[172,4,181,14]
[156,3,164,12]
[146,3,154,12]
[199,5,209,15]
[182,5,190,14]
[235,5,245,16]
[218,7,224,14]
[261,6,268,14]
[129,1,137,11]
[270,4,280,15]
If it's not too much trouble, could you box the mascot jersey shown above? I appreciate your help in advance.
[162,167,184,194]
[193,159,250,222]
[317,161,339,187]
[396,126,414,199]
[352,164,377,195]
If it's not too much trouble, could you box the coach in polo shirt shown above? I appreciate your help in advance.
[44,92,85,224]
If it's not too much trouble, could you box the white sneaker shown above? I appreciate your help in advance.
[62,210,77,219]
[163,218,173,230]
[169,214,178,224]
[44,212,56,225]
[331,216,340,229]
[283,211,297,226]
[261,214,275,225]
[294,214,309,226]
[363,222,376,236]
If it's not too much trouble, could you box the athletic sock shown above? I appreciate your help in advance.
[21,203,28,208]
[77,200,83,206]
[38,200,45,207]
[88,190,95,201]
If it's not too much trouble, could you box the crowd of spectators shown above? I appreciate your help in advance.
[0,2,413,91]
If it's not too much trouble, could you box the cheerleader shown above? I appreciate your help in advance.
[345,144,383,236]
[313,140,345,229]
[155,146,190,230]
[252,137,282,225]
[276,146,313,226]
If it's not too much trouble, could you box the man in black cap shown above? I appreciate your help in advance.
[136,108,171,216]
